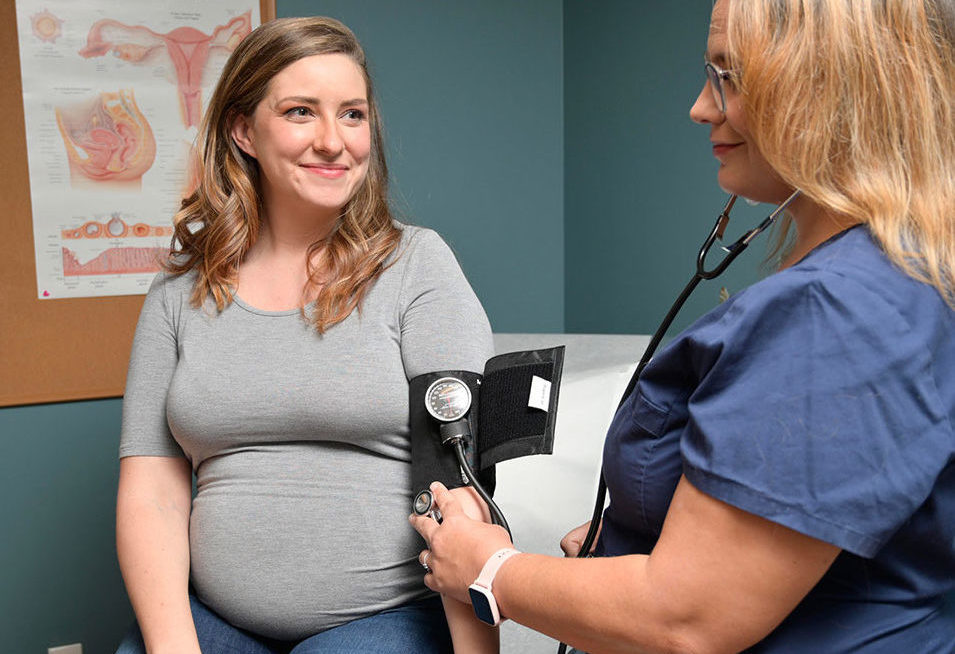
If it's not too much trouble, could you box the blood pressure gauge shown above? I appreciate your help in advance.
[425,377,472,422]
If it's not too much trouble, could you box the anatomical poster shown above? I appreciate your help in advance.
[14,1,260,299]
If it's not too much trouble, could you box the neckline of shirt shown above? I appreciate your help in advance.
[791,223,865,268]
[232,294,316,317]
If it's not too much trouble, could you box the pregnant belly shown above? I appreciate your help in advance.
[188,452,427,639]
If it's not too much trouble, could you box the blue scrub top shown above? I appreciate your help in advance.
[597,226,955,652]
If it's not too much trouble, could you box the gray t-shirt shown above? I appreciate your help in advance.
[120,225,493,640]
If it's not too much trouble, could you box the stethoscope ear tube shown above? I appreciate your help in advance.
[697,190,800,279]
[696,194,738,279]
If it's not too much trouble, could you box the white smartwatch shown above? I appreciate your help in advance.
[468,548,521,626]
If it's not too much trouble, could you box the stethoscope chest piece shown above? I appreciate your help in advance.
[413,488,442,523]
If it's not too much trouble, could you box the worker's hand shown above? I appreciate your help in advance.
[410,482,513,603]
[560,519,601,557]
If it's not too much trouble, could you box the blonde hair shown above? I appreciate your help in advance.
[167,17,401,332]
[726,0,955,302]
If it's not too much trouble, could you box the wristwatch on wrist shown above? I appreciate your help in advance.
[468,548,521,626]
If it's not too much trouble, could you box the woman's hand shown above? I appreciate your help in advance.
[410,482,513,604]
[560,519,602,557]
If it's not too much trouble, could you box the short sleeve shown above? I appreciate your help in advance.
[680,270,951,557]
[395,228,494,379]
[119,273,187,459]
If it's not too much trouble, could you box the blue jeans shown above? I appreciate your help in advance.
[116,593,452,654]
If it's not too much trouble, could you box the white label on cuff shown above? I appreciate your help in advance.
[528,375,552,411]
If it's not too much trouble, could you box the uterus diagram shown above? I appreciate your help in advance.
[55,89,156,189]
[78,12,252,129]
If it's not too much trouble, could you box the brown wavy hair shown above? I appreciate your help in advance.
[167,16,401,332]
[726,0,955,304]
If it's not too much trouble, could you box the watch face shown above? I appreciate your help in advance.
[425,377,472,422]
[468,586,498,625]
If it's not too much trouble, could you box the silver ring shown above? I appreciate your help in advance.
[421,551,432,573]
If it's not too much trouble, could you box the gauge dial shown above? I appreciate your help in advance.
[425,377,472,422]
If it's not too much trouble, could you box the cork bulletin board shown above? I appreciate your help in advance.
[0,0,276,407]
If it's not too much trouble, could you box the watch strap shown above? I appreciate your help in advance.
[473,547,521,591]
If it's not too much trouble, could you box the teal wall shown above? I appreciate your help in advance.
[564,0,773,337]
[1,399,129,653]
[3,2,786,652]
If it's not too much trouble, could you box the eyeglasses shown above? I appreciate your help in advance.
[704,61,738,113]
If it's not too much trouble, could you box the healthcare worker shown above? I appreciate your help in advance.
[412,0,955,652]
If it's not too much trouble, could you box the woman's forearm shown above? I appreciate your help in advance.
[415,479,840,654]
[441,486,499,652]
[116,457,201,654]
[442,595,499,654]
[490,552,690,654]
[480,477,841,654]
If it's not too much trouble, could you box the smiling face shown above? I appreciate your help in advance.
[231,53,371,224]
[689,0,794,204]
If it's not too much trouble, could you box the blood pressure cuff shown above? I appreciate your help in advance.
[409,345,565,495]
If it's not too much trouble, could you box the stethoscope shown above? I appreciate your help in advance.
[557,188,800,654]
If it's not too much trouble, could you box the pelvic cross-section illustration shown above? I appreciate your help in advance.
[78,12,252,128]
[55,89,157,187]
